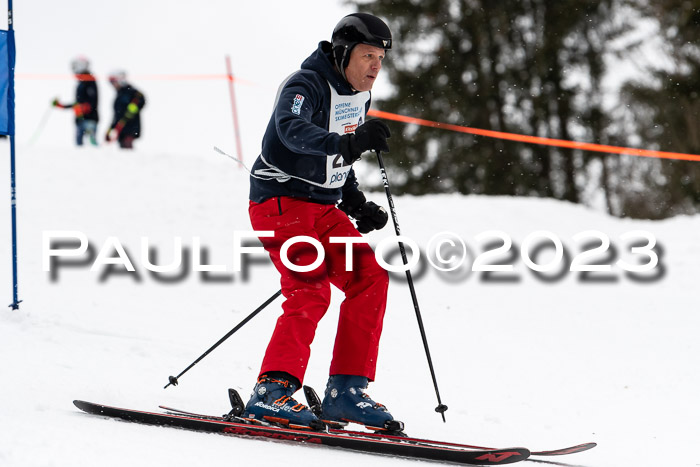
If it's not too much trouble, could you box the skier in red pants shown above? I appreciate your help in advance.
[243,13,398,431]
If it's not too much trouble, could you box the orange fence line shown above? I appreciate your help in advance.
[368,109,700,163]
[16,73,257,86]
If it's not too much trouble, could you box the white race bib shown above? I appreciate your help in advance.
[322,83,370,188]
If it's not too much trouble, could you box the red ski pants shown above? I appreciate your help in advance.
[249,197,389,385]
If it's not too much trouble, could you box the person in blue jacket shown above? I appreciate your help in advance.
[242,13,402,432]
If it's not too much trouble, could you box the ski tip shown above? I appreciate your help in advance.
[73,400,92,413]
[532,442,597,456]
[73,400,109,416]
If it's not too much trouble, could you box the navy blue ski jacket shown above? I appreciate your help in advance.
[249,41,370,204]
[75,75,99,122]
[110,84,146,139]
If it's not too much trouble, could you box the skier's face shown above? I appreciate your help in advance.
[345,44,385,92]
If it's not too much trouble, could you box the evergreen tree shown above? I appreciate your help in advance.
[351,0,683,218]
[619,1,700,218]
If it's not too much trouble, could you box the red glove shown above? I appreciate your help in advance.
[72,102,91,118]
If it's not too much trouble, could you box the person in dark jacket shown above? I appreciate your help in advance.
[105,70,146,149]
[242,13,400,432]
[52,56,99,146]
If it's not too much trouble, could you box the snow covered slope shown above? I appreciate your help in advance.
[1,144,699,467]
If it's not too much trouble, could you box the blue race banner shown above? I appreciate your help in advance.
[0,29,15,135]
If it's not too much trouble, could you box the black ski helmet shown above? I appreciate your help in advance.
[332,13,392,81]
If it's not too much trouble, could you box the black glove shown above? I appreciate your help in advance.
[339,119,391,165]
[354,202,389,234]
[338,191,389,234]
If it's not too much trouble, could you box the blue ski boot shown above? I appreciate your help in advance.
[242,374,324,430]
[321,375,404,432]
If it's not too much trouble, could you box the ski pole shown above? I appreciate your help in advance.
[375,150,448,422]
[164,289,282,389]
[27,103,54,146]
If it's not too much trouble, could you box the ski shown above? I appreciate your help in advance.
[74,400,529,465]
[307,385,595,458]
[159,404,595,457]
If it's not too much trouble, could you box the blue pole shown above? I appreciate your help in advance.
[9,140,17,310]
[8,0,19,310]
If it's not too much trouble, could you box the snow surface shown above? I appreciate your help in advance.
[2,2,700,466]
[2,144,700,467]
